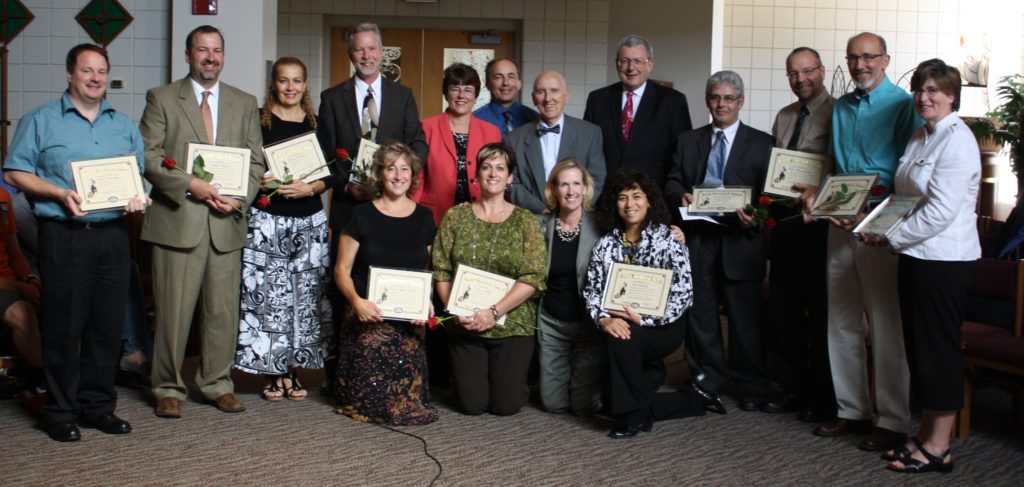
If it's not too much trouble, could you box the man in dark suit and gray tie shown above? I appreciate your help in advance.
[665,71,773,412]
[584,34,692,187]
[316,22,428,389]
[507,71,605,213]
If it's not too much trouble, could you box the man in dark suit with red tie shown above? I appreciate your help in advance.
[584,35,691,188]
[664,71,773,412]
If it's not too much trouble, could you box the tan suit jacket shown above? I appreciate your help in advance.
[772,89,834,158]
[140,77,264,251]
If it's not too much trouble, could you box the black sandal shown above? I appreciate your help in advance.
[284,370,307,401]
[880,438,916,461]
[887,437,953,474]
[260,375,284,402]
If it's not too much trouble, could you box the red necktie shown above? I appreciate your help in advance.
[622,91,634,142]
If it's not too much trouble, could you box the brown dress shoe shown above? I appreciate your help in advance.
[857,426,907,451]
[213,393,246,413]
[812,418,872,437]
[155,397,182,418]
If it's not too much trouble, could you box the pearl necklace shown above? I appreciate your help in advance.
[555,216,581,242]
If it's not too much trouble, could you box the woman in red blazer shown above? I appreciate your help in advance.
[413,63,502,225]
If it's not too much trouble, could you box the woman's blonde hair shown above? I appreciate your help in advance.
[261,57,317,130]
[543,158,595,212]
[367,140,422,199]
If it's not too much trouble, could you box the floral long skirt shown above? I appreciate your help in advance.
[335,317,438,425]
[234,208,332,375]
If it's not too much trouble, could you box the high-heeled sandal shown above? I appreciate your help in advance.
[887,437,953,474]
[284,370,307,401]
[260,375,284,402]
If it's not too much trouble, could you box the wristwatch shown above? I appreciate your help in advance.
[489,305,501,321]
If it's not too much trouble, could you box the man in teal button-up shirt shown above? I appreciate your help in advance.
[811,32,921,452]
[3,43,146,442]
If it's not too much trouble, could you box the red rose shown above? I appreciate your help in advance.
[256,195,271,209]
[162,157,177,169]
[763,217,778,230]
[758,195,772,207]
[427,316,439,330]
[335,148,349,161]
[870,185,886,197]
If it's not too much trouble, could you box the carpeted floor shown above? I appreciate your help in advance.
[1,357,1022,486]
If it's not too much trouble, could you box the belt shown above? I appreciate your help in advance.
[41,218,124,230]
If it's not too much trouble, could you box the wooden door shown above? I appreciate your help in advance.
[329,28,516,118]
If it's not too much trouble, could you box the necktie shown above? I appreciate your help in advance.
[622,91,635,141]
[706,131,727,185]
[361,86,379,139]
[200,91,214,144]
[537,124,561,136]
[503,109,514,137]
[786,105,810,151]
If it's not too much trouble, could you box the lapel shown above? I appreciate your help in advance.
[438,112,457,161]
[556,116,578,161]
[628,83,657,141]
[340,78,362,141]
[175,79,207,144]
[694,124,713,184]
[576,212,599,279]
[542,214,556,268]
[523,122,547,193]
[724,123,749,183]
[608,83,626,151]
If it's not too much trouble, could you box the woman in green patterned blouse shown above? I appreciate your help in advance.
[432,142,548,415]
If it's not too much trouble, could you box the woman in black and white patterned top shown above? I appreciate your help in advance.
[584,168,725,439]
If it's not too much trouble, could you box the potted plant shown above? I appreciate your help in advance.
[969,74,1024,192]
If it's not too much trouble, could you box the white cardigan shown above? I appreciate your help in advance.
[889,111,981,261]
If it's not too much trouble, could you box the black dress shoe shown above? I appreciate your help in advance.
[80,413,132,435]
[607,422,653,439]
[797,408,835,423]
[691,382,727,415]
[738,397,764,412]
[760,392,800,414]
[47,421,81,442]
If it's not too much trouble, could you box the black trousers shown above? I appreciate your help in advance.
[448,334,534,416]
[765,219,836,413]
[685,231,767,399]
[898,254,975,411]
[38,219,130,424]
[608,321,705,426]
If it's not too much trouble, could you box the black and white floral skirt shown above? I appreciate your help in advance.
[234,207,333,375]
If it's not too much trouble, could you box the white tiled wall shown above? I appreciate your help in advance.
[5,0,170,130]
[275,0,612,118]
[724,0,1024,133]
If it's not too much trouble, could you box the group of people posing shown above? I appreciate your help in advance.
[3,21,979,476]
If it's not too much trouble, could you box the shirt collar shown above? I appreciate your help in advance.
[713,120,740,142]
[852,76,895,104]
[625,82,647,99]
[804,89,831,113]
[539,114,564,129]
[355,75,382,95]
[60,91,116,119]
[931,111,960,134]
[190,78,220,99]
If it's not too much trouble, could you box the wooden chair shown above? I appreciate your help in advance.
[956,258,1024,437]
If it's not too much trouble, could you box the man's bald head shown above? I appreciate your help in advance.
[532,71,570,126]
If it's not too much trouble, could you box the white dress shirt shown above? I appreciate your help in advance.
[620,82,647,111]
[538,114,564,180]
[354,75,383,118]
[190,78,220,142]
[888,111,981,261]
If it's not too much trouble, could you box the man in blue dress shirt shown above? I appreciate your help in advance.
[473,57,538,138]
[3,44,147,442]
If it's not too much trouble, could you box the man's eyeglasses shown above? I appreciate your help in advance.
[616,58,650,68]
[707,95,741,104]
[786,65,822,79]
[845,53,886,64]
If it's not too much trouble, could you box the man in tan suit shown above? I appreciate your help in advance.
[140,25,264,418]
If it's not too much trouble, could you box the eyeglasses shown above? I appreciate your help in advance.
[616,58,650,68]
[786,65,822,79]
[707,95,741,104]
[845,53,886,64]
[447,86,476,96]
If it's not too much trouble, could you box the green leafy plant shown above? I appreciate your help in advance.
[969,74,1024,181]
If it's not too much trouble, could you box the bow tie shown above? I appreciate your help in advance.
[537,124,561,136]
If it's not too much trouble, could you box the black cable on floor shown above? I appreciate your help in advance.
[371,422,443,486]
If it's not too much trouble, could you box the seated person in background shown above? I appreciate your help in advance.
[0,186,45,403]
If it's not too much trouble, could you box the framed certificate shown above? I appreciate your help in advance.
[69,155,146,212]
[262,131,330,183]
[185,143,252,198]
[809,173,879,219]
[367,267,433,321]
[853,195,922,237]
[350,138,380,184]
[447,264,515,326]
[690,186,752,215]
[764,148,829,198]
[600,263,674,318]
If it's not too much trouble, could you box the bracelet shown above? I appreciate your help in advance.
[22,274,40,283]
[489,305,501,321]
